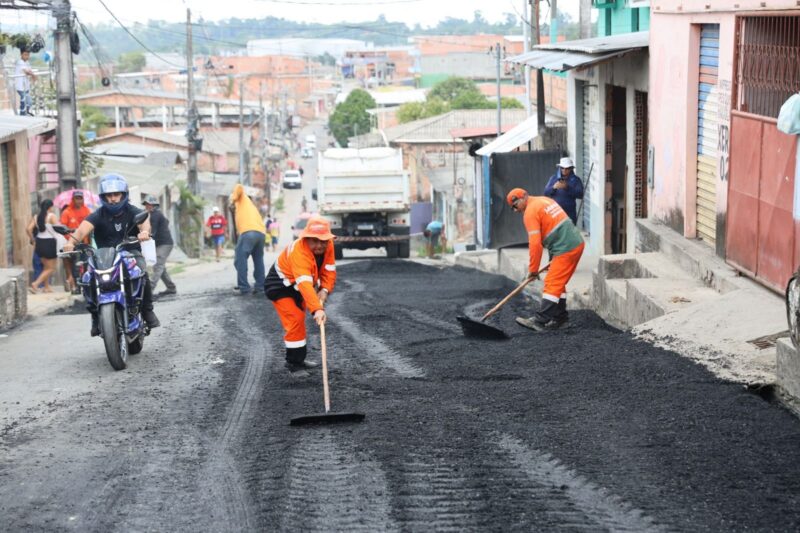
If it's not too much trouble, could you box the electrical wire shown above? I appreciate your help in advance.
[95,0,184,67]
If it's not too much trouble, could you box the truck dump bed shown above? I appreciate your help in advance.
[317,148,409,213]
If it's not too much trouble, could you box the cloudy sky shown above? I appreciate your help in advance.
[9,0,579,29]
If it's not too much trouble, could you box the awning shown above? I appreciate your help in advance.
[476,115,539,156]
[506,31,649,72]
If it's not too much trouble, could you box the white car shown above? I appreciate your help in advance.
[305,134,317,149]
[282,169,302,189]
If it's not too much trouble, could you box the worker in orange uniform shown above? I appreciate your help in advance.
[264,216,337,374]
[506,188,585,331]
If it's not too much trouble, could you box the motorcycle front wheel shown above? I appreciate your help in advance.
[100,303,128,370]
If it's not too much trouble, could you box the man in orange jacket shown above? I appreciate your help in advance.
[264,216,337,374]
[507,187,585,331]
[60,190,91,293]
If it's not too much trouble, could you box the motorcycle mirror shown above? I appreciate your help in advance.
[132,211,149,225]
[51,225,71,236]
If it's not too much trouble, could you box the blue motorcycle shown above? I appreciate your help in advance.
[55,211,151,370]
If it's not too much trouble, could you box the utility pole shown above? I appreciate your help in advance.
[53,0,80,190]
[492,43,502,137]
[550,0,558,44]
[580,0,592,39]
[260,81,270,211]
[238,80,245,184]
[531,0,546,133]
[185,8,199,195]
[522,0,531,117]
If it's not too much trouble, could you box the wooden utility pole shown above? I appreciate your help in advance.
[186,8,198,195]
[260,81,270,210]
[53,0,80,190]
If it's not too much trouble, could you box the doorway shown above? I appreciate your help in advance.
[605,85,627,254]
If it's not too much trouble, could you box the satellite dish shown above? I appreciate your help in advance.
[101,77,111,87]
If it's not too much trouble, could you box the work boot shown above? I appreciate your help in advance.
[515,316,547,331]
[158,288,177,297]
[90,313,100,337]
[143,310,161,329]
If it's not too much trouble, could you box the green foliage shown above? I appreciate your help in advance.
[117,51,146,73]
[79,105,108,134]
[314,52,336,66]
[451,90,494,110]
[328,89,376,147]
[175,181,205,258]
[79,133,104,179]
[428,77,481,103]
[274,195,285,213]
[500,97,524,109]
[397,97,450,124]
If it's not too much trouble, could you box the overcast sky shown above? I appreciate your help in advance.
[8,0,579,29]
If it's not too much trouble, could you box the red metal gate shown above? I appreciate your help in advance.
[726,110,798,293]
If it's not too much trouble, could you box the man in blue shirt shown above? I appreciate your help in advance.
[543,157,584,225]
[423,220,443,258]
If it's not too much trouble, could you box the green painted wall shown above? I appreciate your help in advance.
[597,1,650,36]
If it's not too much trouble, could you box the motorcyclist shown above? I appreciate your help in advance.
[64,174,161,336]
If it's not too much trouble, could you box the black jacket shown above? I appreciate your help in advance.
[149,209,174,246]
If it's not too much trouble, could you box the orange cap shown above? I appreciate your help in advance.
[300,216,336,241]
[506,188,528,206]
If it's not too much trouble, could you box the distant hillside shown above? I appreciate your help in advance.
[80,12,526,60]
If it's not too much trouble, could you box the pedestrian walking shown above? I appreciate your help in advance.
[25,199,58,293]
[268,218,280,252]
[14,49,36,116]
[143,195,177,298]
[59,190,91,293]
[423,220,444,258]
[265,216,337,375]
[229,184,267,295]
[506,188,585,331]
[206,206,228,262]
[543,157,584,225]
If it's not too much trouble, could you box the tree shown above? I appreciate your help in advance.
[428,77,481,103]
[451,90,494,110]
[396,97,449,124]
[79,105,108,135]
[499,97,524,109]
[117,51,146,73]
[328,89,376,147]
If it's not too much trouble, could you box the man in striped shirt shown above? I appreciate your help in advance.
[506,188,585,331]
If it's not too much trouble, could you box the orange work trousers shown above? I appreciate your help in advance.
[542,242,585,303]
[272,297,307,349]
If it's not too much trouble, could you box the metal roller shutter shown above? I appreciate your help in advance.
[696,24,720,245]
[1,144,13,265]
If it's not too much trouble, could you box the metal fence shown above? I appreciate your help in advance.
[736,15,800,119]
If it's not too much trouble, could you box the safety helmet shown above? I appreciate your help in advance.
[506,187,528,206]
[98,173,129,215]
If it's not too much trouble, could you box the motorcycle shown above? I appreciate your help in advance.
[55,211,151,370]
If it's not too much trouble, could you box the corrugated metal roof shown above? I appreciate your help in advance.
[387,109,530,143]
[78,88,260,107]
[506,31,649,72]
[476,115,539,156]
[0,114,56,143]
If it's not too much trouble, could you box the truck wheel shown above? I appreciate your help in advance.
[334,245,343,260]
[398,241,410,258]
[386,243,398,258]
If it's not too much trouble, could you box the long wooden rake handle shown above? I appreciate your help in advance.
[320,322,331,413]
[480,263,551,321]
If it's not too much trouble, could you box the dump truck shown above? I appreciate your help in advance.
[316,147,411,259]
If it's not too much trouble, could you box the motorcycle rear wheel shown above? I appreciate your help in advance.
[100,304,128,370]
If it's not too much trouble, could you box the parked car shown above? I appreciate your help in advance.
[282,169,302,189]
[291,212,316,239]
[301,145,314,159]
[305,134,317,149]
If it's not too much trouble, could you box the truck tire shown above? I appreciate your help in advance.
[398,241,410,258]
[386,243,398,258]
[334,244,343,260]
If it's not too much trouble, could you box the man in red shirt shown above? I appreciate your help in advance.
[60,190,91,293]
[206,206,228,262]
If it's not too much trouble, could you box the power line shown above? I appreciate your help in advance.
[95,0,184,67]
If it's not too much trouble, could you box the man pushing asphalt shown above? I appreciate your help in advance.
[507,188,585,331]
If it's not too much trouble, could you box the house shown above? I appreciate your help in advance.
[507,0,651,258]
[648,0,799,292]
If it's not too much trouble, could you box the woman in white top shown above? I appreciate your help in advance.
[26,199,58,293]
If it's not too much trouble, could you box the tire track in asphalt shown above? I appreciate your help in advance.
[392,453,484,531]
[497,434,664,532]
[327,281,425,378]
[282,429,398,532]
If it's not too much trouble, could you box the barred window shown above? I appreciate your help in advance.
[736,15,800,118]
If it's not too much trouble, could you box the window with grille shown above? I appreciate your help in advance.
[735,15,800,118]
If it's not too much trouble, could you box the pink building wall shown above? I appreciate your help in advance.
[649,1,799,238]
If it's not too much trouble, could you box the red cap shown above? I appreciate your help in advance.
[506,188,528,206]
